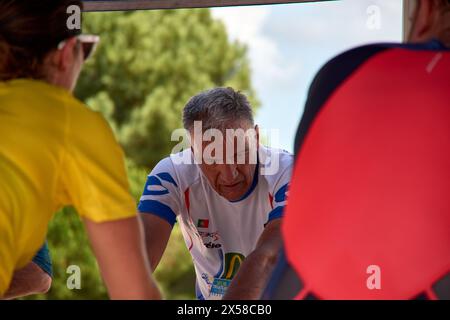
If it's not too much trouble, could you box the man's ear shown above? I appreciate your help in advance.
[410,0,439,42]
[52,37,79,71]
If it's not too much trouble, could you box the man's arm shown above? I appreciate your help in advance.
[83,216,161,300]
[223,219,283,300]
[2,262,51,300]
[140,213,173,271]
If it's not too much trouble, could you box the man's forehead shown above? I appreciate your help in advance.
[190,118,253,131]
[192,128,256,149]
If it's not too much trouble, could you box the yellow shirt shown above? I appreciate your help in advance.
[0,79,136,295]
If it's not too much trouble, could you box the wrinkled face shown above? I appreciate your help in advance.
[191,122,259,201]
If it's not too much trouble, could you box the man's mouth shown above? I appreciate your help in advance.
[220,181,243,189]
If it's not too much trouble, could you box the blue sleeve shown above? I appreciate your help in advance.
[266,181,289,225]
[138,168,179,227]
[32,241,52,277]
[138,200,177,227]
[267,206,284,224]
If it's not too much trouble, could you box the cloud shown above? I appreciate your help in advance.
[263,0,402,48]
[212,6,302,91]
[212,0,402,95]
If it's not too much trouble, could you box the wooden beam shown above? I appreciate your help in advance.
[83,0,331,12]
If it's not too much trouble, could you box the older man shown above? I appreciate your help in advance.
[139,87,293,300]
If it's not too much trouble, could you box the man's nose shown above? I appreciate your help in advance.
[220,165,239,183]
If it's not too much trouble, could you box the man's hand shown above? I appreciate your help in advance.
[2,262,51,300]
[223,219,282,300]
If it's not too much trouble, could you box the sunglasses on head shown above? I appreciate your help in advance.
[57,34,100,61]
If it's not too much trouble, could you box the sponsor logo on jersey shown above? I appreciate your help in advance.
[203,242,222,249]
[199,231,220,241]
[199,231,221,249]
[201,273,213,286]
[209,252,246,297]
[221,252,245,280]
[210,278,231,297]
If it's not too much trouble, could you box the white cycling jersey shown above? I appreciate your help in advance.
[138,146,293,299]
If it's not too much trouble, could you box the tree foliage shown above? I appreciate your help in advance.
[76,9,258,168]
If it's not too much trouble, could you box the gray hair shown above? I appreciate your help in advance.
[183,87,254,131]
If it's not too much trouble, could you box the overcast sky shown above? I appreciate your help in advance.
[212,0,403,152]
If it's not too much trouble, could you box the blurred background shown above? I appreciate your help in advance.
[27,0,402,299]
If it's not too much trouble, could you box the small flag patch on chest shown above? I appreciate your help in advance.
[197,219,209,228]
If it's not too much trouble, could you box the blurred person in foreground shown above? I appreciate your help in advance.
[265,0,450,300]
[0,0,160,299]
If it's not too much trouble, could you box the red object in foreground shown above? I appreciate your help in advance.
[283,46,450,299]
